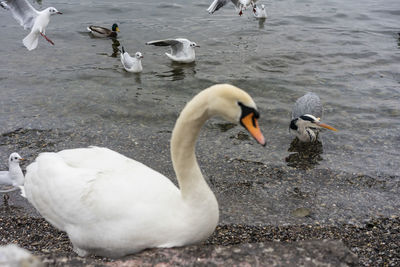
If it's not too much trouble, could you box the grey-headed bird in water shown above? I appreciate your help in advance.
[290,92,337,142]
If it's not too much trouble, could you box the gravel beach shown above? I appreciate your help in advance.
[0,127,399,266]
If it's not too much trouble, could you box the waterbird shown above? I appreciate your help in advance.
[290,92,337,142]
[253,3,267,19]
[0,153,25,204]
[146,38,199,63]
[87,23,119,38]
[207,0,258,16]
[24,84,266,258]
[0,0,62,50]
[120,47,143,73]
[0,153,24,188]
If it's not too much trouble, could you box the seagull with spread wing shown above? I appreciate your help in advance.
[0,0,62,50]
[207,0,258,16]
[146,38,199,63]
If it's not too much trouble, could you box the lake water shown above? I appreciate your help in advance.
[0,0,399,178]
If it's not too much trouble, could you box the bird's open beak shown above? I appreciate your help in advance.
[196,45,200,48]
[240,113,266,146]
[116,27,120,32]
[57,12,62,14]
[316,121,337,131]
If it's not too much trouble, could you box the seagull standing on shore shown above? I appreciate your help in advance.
[0,0,62,50]
[0,153,25,203]
[290,92,337,142]
[120,47,143,73]
[146,38,199,63]
[207,0,258,16]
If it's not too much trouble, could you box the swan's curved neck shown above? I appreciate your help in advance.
[170,93,211,201]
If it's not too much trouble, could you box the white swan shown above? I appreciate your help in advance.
[24,84,266,258]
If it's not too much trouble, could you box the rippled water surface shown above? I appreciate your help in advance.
[0,0,399,176]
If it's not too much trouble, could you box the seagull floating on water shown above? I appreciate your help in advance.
[207,0,258,16]
[253,3,267,19]
[146,38,199,63]
[120,47,143,73]
[87,23,120,38]
[0,0,62,50]
[290,92,337,142]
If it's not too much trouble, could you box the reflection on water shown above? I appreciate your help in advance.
[397,33,400,48]
[285,138,324,170]
[258,18,266,29]
[156,62,196,81]
[111,39,120,58]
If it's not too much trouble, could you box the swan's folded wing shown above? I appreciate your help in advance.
[24,148,181,229]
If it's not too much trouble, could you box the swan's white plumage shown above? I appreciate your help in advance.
[25,84,264,258]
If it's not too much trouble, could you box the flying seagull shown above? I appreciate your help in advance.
[0,0,62,50]
[146,38,199,63]
[290,92,337,142]
[207,0,258,16]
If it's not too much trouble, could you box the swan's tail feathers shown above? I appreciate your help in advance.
[23,31,39,51]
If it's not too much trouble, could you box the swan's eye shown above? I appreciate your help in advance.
[14,157,18,160]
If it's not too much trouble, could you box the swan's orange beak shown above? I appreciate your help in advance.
[240,113,266,146]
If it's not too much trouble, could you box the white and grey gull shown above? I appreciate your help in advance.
[0,153,25,199]
[120,47,143,73]
[253,3,267,19]
[0,0,62,50]
[207,0,258,16]
[146,38,199,63]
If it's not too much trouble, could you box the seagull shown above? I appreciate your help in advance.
[0,153,24,188]
[120,47,143,73]
[253,3,267,19]
[146,38,199,63]
[0,0,62,50]
[0,153,25,204]
[290,92,337,142]
[207,0,258,16]
[87,23,120,38]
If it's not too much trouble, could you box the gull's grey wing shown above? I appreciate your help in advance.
[1,0,39,29]
[146,39,183,55]
[146,39,181,47]
[122,53,134,69]
[207,0,239,13]
[292,92,323,119]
